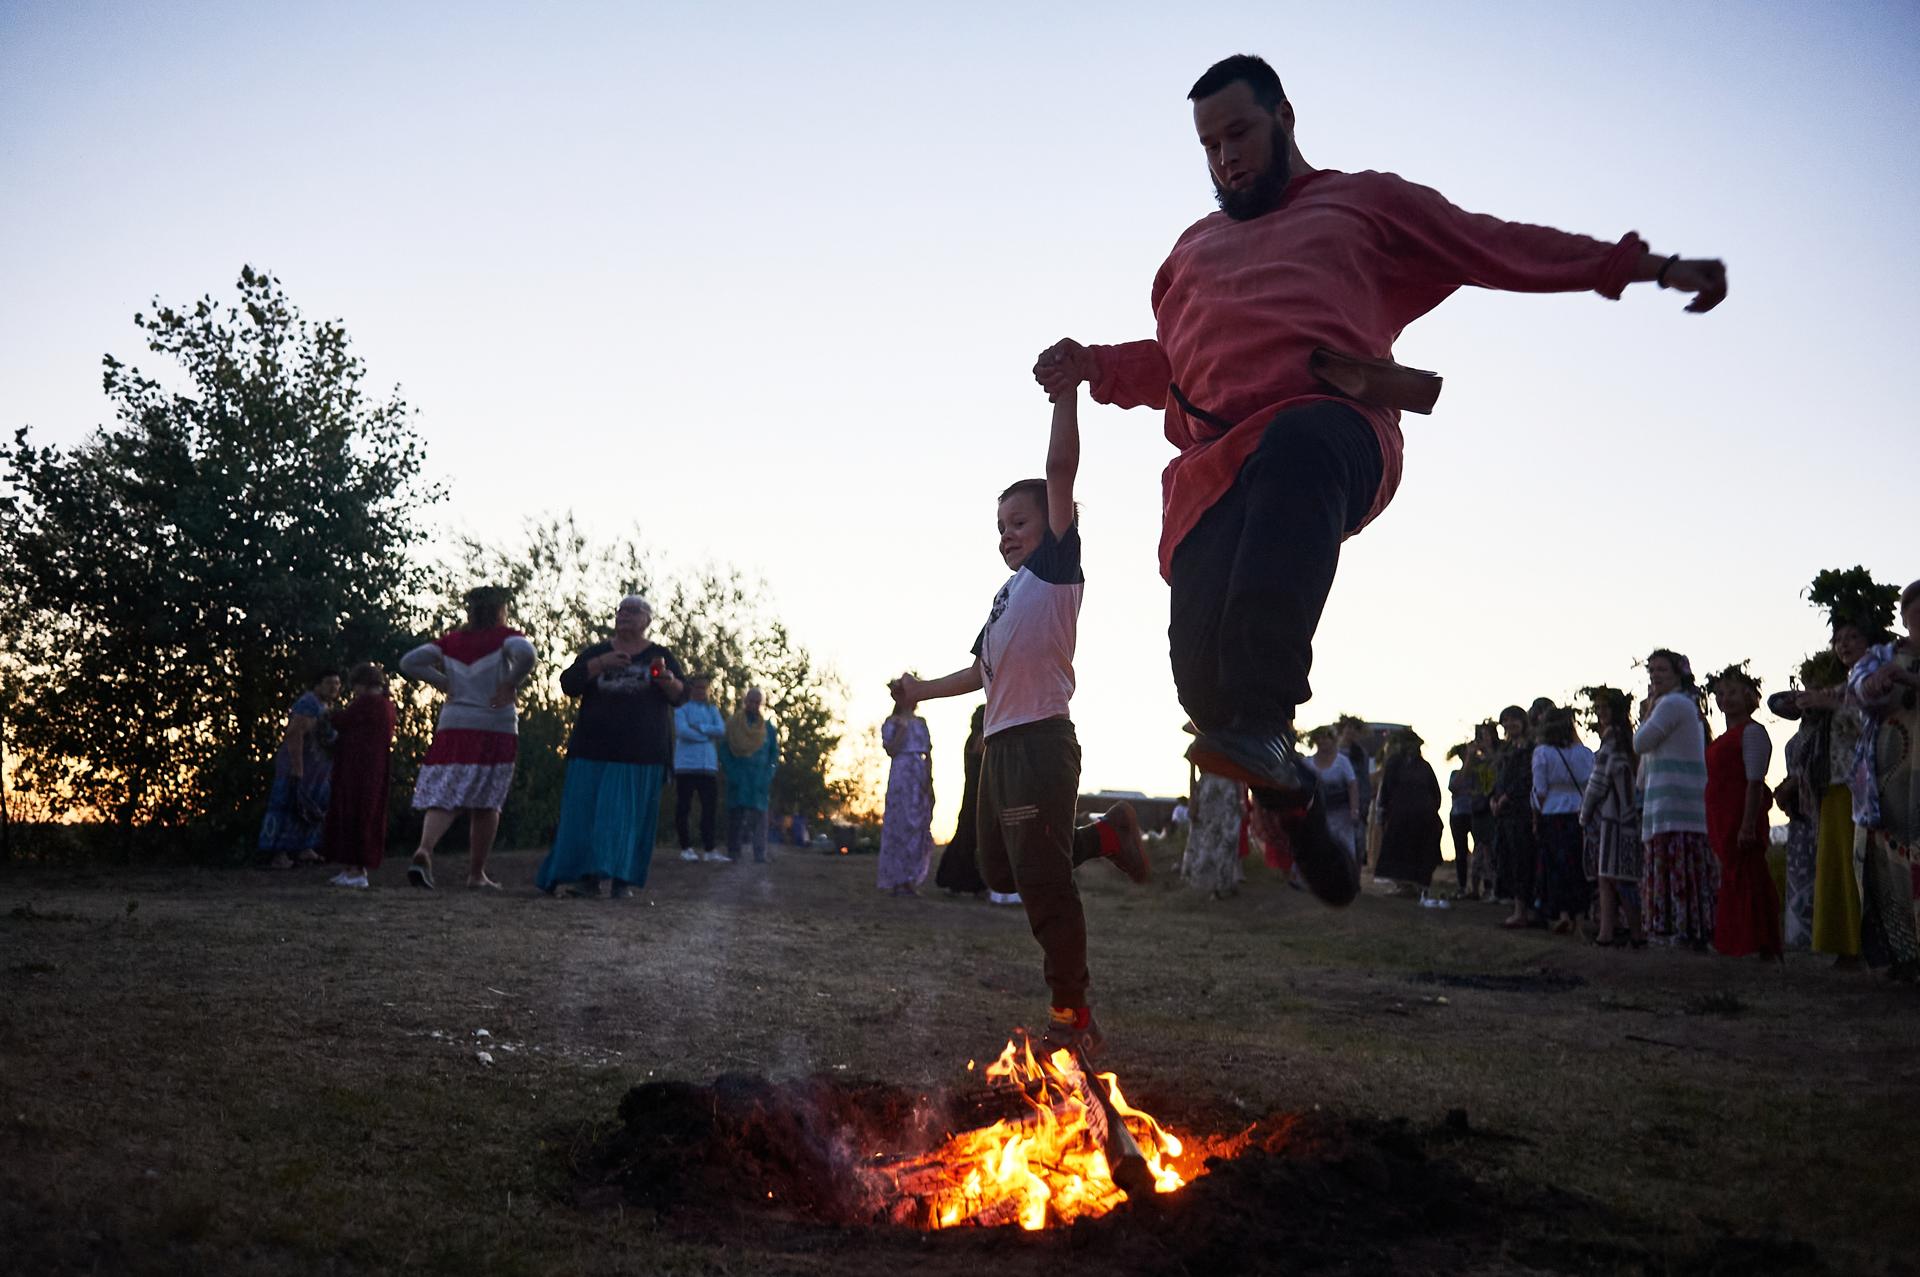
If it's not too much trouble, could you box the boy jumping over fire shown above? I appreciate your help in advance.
[891,387,1150,1058]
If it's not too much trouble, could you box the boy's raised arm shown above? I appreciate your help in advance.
[1044,388,1079,539]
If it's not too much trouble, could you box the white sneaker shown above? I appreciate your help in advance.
[334,871,368,889]
[679,848,700,862]
[988,891,1023,905]
[702,850,730,862]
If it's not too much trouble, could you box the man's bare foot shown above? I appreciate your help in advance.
[295,849,323,865]
[467,874,502,890]
[265,853,294,871]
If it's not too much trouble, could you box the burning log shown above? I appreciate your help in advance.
[1065,1045,1156,1202]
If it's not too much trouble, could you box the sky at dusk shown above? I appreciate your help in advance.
[4,1,1917,837]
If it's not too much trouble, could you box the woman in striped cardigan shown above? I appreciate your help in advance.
[1634,649,1717,949]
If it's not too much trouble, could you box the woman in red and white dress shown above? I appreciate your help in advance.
[399,587,537,890]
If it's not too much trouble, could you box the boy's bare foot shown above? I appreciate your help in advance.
[467,874,502,891]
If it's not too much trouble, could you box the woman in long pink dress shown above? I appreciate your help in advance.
[877,690,934,896]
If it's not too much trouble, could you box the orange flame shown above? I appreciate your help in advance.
[878,1036,1199,1231]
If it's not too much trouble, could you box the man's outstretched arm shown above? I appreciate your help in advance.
[1387,175,1726,313]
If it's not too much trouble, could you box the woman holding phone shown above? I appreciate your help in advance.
[535,595,687,898]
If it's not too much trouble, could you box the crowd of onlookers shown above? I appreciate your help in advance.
[254,568,1920,988]
[1169,567,1920,981]
[255,588,783,896]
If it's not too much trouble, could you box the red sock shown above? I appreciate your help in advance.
[1049,1004,1090,1029]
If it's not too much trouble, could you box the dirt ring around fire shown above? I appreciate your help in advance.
[561,1073,1825,1275]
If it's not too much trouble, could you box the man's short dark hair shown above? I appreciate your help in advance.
[1188,54,1287,112]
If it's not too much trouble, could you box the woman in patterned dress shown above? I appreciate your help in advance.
[398,588,537,890]
[1181,772,1246,898]
[1767,651,1850,952]
[1634,649,1717,949]
[1581,687,1645,946]
[257,670,341,869]
[877,687,934,895]
[1847,580,1920,982]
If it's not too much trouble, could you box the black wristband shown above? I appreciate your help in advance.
[1656,254,1681,288]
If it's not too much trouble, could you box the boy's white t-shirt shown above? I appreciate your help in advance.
[973,524,1084,738]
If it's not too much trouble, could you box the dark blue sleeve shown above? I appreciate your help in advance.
[1024,523,1083,585]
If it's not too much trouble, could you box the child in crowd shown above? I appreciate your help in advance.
[877,687,935,895]
[891,386,1149,1056]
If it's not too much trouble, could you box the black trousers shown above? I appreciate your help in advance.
[1450,812,1474,889]
[1167,401,1383,734]
[674,772,718,851]
[975,719,1108,1010]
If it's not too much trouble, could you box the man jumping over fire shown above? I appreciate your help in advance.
[1034,54,1727,904]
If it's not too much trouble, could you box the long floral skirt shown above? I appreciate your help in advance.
[258,765,332,853]
[877,752,934,890]
[1641,830,1718,947]
[411,729,517,811]
[1782,816,1816,950]
[1181,774,1245,898]
[1856,827,1920,975]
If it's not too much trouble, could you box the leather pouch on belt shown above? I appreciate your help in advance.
[1310,347,1443,415]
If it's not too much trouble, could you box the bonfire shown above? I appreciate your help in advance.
[869,1035,1201,1231]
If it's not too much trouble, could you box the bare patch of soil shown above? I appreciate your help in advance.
[574,1072,1828,1276]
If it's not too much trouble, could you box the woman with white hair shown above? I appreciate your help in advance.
[536,595,687,898]
[400,587,537,890]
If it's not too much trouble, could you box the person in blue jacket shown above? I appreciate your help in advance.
[673,673,729,862]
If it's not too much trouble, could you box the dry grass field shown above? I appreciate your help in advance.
[3,839,1916,1275]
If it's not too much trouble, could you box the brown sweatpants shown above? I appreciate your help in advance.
[976,717,1107,1009]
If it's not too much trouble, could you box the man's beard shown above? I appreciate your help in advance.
[1211,128,1293,221]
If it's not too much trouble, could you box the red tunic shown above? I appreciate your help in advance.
[324,691,397,870]
[1087,169,1645,578]
[1705,721,1782,958]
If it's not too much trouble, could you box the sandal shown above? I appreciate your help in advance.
[407,856,435,890]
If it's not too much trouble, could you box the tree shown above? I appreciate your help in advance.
[0,267,440,852]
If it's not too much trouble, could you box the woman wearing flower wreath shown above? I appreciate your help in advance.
[1847,578,1920,982]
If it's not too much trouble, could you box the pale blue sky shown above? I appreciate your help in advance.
[4,1,1917,832]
